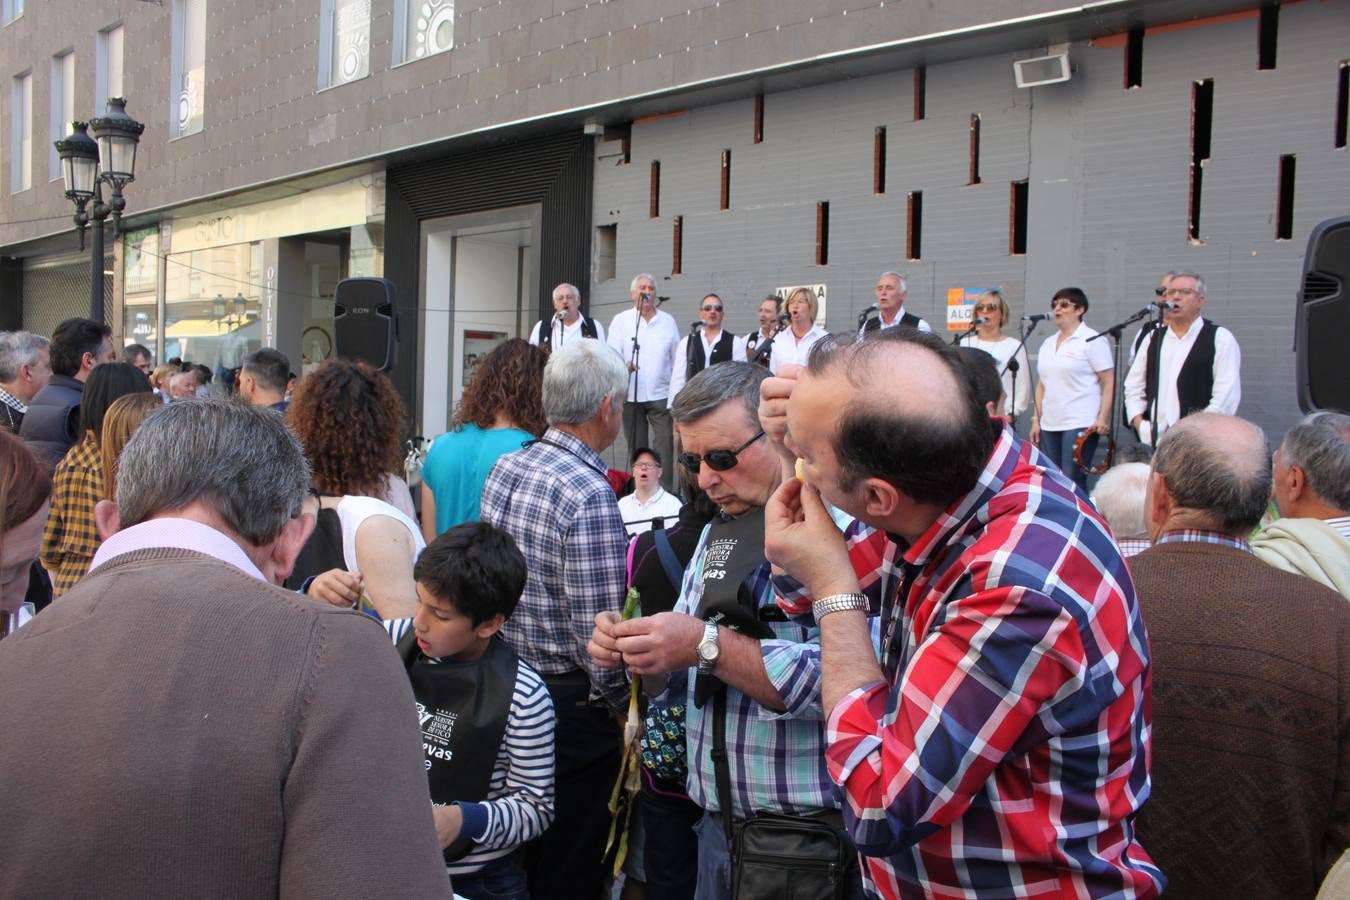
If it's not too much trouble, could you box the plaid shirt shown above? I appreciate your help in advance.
[41,431,104,597]
[776,425,1162,899]
[481,427,630,711]
[1155,529,1251,553]
[0,386,25,432]
[672,522,881,818]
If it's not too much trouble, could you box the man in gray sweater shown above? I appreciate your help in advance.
[0,400,452,899]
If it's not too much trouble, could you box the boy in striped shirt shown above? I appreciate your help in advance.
[385,522,556,899]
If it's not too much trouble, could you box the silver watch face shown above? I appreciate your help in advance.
[697,639,719,662]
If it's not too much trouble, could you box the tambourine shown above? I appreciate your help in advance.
[1073,429,1115,475]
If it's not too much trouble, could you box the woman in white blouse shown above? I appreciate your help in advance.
[1030,287,1114,492]
[769,287,830,376]
[958,289,1030,422]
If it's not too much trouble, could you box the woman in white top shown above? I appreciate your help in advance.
[1030,287,1114,493]
[958,289,1031,421]
[769,287,830,376]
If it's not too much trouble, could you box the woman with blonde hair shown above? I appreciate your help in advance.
[957,289,1031,422]
[768,287,830,376]
[99,393,164,502]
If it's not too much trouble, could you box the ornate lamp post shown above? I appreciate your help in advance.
[54,97,144,324]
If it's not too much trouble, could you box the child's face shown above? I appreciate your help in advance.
[412,582,499,660]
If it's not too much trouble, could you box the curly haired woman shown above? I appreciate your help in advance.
[285,358,423,619]
[420,338,547,541]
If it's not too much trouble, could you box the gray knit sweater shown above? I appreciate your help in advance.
[0,547,452,899]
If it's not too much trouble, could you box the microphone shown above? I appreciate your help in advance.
[860,303,879,316]
[1153,300,1179,311]
[972,316,988,327]
[690,319,707,330]
[1023,313,1049,324]
[554,311,566,321]
[776,312,792,324]
[640,292,653,305]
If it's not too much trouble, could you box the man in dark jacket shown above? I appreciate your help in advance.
[20,317,114,470]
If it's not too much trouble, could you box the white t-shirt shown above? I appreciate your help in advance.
[336,495,426,574]
[958,334,1032,417]
[1035,323,1113,431]
[617,488,684,536]
[769,325,830,375]
[606,308,681,403]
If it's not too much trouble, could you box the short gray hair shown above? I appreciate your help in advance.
[1172,270,1206,297]
[671,361,768,430]
[629,272,656,294]
[116,399,311,546]
[542,338,628,425]
[0,331,50,382]
[1281,411,1350,511]
[879,271,907,292]
[1090,462,1151,540]
[1151,413,1270,534]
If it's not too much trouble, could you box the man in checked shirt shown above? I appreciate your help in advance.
[760,327,1164,899]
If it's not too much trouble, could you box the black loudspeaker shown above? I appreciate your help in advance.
[334,277,399,372]
[1296,216,1350,413]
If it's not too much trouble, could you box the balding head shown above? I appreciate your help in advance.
[1147,413,1271,538]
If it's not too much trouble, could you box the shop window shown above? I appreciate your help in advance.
[170,0,207,138]
[163,241,262,383]
[50,52,74,181]
[320,0,371,88]
[10,72,31,193]
[1,0,22,24]
[122,228,160,356]
[97,25,124,108]
[395,0,454,64]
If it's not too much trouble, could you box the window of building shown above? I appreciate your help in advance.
[170,0,207,138]
[10,72,32,193]
[50,52,75,181]
[2,0,23,25]
[97,25,124,107]
[395,0,455,64]
[319,0,371,88]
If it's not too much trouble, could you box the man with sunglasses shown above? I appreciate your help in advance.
[1123,270,1242,445]
[666,293,748,407]
[590,362,872,900]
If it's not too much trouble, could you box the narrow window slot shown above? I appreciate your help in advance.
[815,202,829,267]
[969,114,982,185]
[1276,154,1296,240]
[1335,62,1348,150]
[720,149,731,210]
[873,127,886,195]
[649,161,660,218]
[1125,29,1144,89]
[1258,5,1279,71]
[1188,79,1214,241]
[672,216,683,275]
[1010,181,1029,255]
[913,66,926,121]
[907,192,923,261]
[753,94,764,144]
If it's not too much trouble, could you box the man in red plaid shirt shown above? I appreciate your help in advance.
[761,328,1162,899]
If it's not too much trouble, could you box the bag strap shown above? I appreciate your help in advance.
[711,686,736,845]
[651,528,685,591]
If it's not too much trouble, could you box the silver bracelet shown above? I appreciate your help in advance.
[812,592,869,621]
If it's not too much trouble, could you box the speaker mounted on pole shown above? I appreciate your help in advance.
[334,277,399,373]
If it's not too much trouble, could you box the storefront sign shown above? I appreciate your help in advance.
[168,177,373,253]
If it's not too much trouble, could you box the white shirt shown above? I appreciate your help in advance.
[958,334,1031,417]
[667,329,749,407]
[606,307,681,402]
[528,315,606,348]
[1123,318,1241,439]
[1035,323,1114,432]
[857,305,933,337]
[769,325,830,374]
[617,488,684,536]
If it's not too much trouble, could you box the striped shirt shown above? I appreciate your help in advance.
[384,619,555,878]
[480,427,631,711]
[672,522,880,818]
[776,425,1162,899]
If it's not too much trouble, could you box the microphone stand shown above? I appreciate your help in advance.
[1088,305,1155,462]
[750,317,791,367]
[952,322,979,347]
[857,307,879,332]
[686,320,702,382]
[627,304,645,448]
[1000,320,1043,432]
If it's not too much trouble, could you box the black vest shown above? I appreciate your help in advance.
[862,310,922,334]
[685,330,737,381]
[1144,319,1219,420]
[19,374,84,473]
[538,315,597,352]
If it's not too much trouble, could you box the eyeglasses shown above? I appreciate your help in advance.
[1050,299,1077,310]
[974,304,1001,313]
[701,305,723,312]
[632,461,660,471]
[678,430,765,473]
[1163,287,1198,297]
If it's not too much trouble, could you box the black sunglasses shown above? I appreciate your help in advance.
[678,431,765,473]
[702,305,723,312]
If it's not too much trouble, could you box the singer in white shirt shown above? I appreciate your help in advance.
[607,273,680,489]
[667,294,748,406]
[1124,272,1241,445]
[957,290,1031,421]
[529,283,606,351]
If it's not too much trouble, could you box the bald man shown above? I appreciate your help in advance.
[1127,413,1350,899]
[759,327,1162,898]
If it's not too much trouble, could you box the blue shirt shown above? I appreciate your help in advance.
[423,424,534,535]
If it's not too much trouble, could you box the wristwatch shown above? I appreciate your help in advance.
[696,619,721,675]
[812,592,869,621]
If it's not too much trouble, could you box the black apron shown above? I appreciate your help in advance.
[397,630,519,862]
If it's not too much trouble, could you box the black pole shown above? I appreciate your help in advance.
[89,196,105,324]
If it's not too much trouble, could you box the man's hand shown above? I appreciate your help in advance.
[588,611,625,670]
[431,804,463,850]
[764,478,857,601]
[307,569,363,608]
[611,612,702,676]
[759,374,799,465]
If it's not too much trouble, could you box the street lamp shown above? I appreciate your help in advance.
[54,97,144,324]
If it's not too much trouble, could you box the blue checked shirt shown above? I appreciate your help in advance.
[672,521,881,818]
[480,427,631,712]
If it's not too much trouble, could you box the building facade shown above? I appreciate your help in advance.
[1,0,1345,457]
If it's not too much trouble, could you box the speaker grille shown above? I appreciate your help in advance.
[1303,271,1339,301]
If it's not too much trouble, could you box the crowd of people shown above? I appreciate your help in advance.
[0,266,1346,900]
